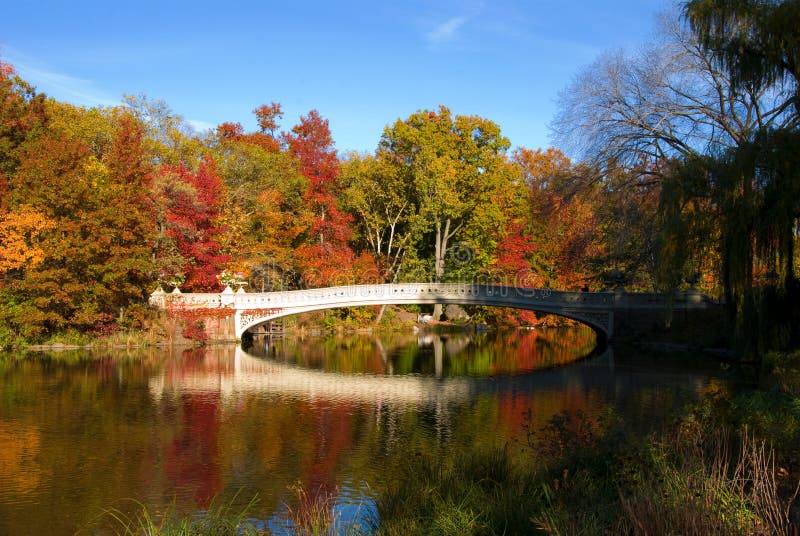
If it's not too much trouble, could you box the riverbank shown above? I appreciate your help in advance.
[3,305,522,353]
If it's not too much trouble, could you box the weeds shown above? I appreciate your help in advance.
[96,493,263,535]
[617,431,799,535]
[95,483,370,536]
[531,404,800,535]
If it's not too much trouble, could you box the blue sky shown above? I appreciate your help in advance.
[1,0,672,155]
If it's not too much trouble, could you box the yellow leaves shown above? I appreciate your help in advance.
[0,206,54,273]
[82,155,108,189]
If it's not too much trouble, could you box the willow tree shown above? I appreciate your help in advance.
[677,0,800,351]
[551,8,794,296]
[684,0,800,289]
[684,0,799,111]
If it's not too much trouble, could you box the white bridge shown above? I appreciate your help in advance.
[149,283,713,340]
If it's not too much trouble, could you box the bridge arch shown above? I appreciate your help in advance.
[241,302,608,337]
[231,283,615,343]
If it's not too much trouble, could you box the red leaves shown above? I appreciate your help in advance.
[216,104,283,152]
[216,122,244,141]
[157,156,230,291]
[283,110,376,286]
[286,110,339,193]
[494,222,538,281]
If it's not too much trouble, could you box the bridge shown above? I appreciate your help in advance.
[148,283,714,341]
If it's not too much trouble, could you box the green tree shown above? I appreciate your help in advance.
[339,152,412,280]
[122,94,206,166]
[378,107,513,285]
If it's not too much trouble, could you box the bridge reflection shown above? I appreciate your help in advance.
[147,332,710,410]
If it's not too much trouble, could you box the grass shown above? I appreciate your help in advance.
[630,433,797,534]
[284,483,369,535]
[95,494,263,535]
[92,328,168,348]
[373,446,542,535]
[93,484,370,536]
[369,397,800,535]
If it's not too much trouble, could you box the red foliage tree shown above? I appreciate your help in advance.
[493,222,540,287]
[159,156,229,291]
[215,103,283,153]
[216,122,244,141]
[285,110,375,286]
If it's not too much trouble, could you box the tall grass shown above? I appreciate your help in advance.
[530,414,800,535]
[95,484,369,536]
[374,446,541,535]
[93,328,168,348]
[97,494,263,535]
[284,483,368,535]
[613,431,800,535]
[371,405,800,535]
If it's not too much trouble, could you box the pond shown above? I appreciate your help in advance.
[0,327,732,534]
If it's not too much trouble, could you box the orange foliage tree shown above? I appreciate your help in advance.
[0,207,54,273]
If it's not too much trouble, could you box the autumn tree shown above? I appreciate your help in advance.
[0,207,54,274]
[0,62,46,207]
[154,156,229,291]
[509,148,604,289]
[285,111,375,287]
[379,107,513,282]
[210,104,309,290]
[0,100,156,337]
[340,152,411,280]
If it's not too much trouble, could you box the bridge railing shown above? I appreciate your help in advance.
[149,283,710,311]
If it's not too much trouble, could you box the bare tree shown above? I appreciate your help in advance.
[551,11,796,176]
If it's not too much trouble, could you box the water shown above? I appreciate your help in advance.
[0,327,731,534]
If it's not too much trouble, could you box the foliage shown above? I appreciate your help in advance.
[684,0,800,109]
[2,17,798,343]
[154,156,229,291]
[378,106,517,286]
[340,152,411,280]
[551,3,800,352]
[658,0,800,354]
[0,206,54,272]
[167,305,235,345]
[0,97,155,339]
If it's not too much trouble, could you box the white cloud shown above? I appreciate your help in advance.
[187,119,215,133]
[427,15,470,44]
[4,52,118,107]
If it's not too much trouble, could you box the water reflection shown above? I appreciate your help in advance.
[0,328,728,535]
[245,327,599,377]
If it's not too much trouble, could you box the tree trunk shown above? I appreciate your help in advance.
[432,218,451,320]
